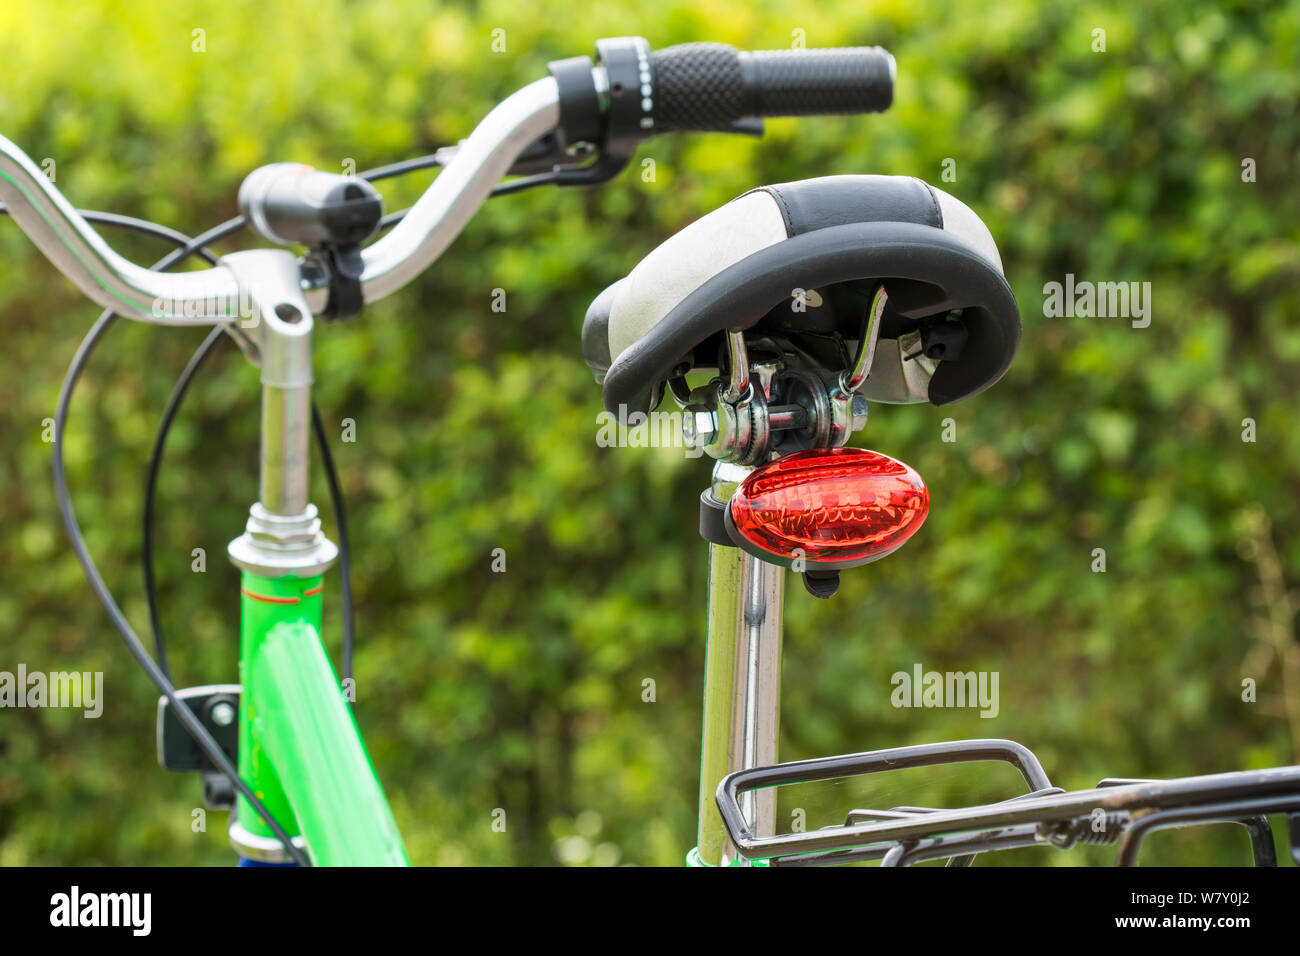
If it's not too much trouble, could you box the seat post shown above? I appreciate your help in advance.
[695,461,785,866]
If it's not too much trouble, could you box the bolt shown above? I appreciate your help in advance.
[210,700,236,727]
[683,405,717,448]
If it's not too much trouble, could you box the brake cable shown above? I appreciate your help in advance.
[141,327,359,689]
[21,146,561,865]
[141,324,226,679]
[49,214,313,866]
[0,140,565,863]
[141,150,558,684]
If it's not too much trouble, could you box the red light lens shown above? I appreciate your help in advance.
[728,448,929,564]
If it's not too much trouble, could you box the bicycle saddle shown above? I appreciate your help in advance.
[585,175,1020,415]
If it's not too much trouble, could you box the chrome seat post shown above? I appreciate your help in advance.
[696,461,785,866]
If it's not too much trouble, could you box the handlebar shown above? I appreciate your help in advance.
[0,75,560,324]
[0,37,896,326]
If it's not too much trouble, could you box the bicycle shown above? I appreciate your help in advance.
[9,34,1297,869]
[1,37,898,866]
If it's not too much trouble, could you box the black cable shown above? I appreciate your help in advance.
[4,203,230,682]
[30,144,559,866]
[310,404,354,684]
[357,150,560,194]
[142,339,358,690]
[378,207,410,232]
[140,150,477,683]
[141,324,226,679]
[0,205,221,266]
[489,172,561,196]
[358,152,557,231]
[56,326,310,866]
[5,202,305,859]
[53,207,352,859]
[4,154,557,247]
[47,213,309,865]
[358,153,445,183]
[139,149,550,692]
[370,174,557,235]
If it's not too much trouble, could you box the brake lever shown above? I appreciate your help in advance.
[541,117,762,187]
[504,131,597,176]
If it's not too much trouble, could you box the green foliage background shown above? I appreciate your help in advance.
[1,0,1297,866]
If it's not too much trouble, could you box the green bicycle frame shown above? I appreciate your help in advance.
[232,572,408,866]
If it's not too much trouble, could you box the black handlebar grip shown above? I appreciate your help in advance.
[650,43,895,132]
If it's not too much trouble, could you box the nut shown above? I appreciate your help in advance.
[850,394,870,432]
[682,405,717,448]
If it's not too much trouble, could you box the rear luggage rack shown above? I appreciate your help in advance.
[715,738,1300,866]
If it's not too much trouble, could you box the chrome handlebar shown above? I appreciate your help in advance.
[0,135,243,323]
[0,76,562,324]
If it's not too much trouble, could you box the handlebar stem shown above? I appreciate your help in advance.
[224,249,338,579]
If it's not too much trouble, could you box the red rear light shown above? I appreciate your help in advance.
[726,448,929,567]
